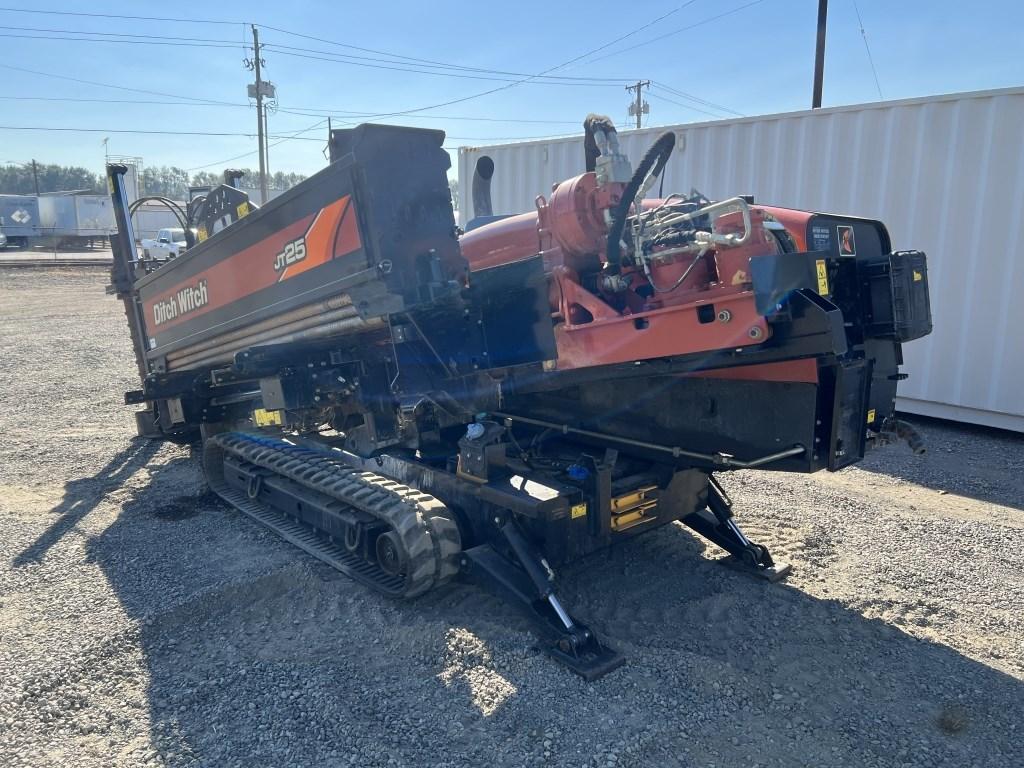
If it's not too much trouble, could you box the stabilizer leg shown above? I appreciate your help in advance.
[681,475,792,582]
[463,521,624,681]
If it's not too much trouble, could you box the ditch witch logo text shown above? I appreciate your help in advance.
[152,279,210,326]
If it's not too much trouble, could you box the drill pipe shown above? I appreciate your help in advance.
[165,294,354,362]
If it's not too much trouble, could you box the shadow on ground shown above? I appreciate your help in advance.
[14,437,1024,767]
[13,439,160,567]
[855,414,1024,511]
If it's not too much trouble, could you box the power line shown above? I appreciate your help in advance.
[649,86,726,118]
[651,82,744,117]
[0,18,630,85]
[0,95,583,125]
[261,18,670,80]
[0,121,573,142]
[0,32,244,49]
[259,42,631,83]
[0,124,312,138]
[192,3,708,123]
[0,5,240,24]
[0,95,250,108]
[261,46,628,85]
[184,119,328,172]
[578,0,768,65]
[274,107,580,125]
[0,6,752,142]
[313,3,716,121]
[0,6,742,122]
[263,44,630,83]
[851,0,883,99]
[0,4,631,82]
[258,23,502,72]
[0,23,630,85]
[0,63,240,106]
[645,90,729,120]
[0,3,743,119]
[0,24,242,43]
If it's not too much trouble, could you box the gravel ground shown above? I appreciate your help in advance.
[1,267,1022,768]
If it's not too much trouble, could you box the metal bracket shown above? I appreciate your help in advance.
[681,476,792,582]
[462,523,624,681]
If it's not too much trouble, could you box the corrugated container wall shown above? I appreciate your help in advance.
[458,87,1024,432]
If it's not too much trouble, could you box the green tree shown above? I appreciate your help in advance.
[0,161,308,199]
[0,162,102,194]
[189,171,222,190]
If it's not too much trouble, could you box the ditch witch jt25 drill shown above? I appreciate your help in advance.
[107,116,931,679]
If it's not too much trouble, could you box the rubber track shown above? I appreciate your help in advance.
[204,432,461,599]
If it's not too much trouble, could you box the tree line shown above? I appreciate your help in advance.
[141,167,308,199]
[0,163,103,195]
[0,162,307,198]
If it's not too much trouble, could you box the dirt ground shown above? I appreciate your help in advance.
[1,267,1022,768]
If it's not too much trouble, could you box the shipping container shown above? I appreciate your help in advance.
[458,86,1024,432]
[0,194,40,246]
[35,192,114,246]
[73,195,115,235]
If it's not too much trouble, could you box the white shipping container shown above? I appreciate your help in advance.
[458,86,1024,433]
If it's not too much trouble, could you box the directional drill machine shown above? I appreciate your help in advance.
[107,117,931,678]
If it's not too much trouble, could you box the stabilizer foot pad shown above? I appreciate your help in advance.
[547,642,625,681]
[719,556,793,583]
[758,561,793,582]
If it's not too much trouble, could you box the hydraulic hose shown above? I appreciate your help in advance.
[893,419,926,455]
[128,196,190,231]
[605,131,676,274]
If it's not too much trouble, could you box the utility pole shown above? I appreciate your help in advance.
[263,107,270,187]
[626,80,651,129]
[812,0,828,108]
[248,24,268,204]
[30,159,39,195]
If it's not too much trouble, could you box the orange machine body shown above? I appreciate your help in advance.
[460,173,817,381]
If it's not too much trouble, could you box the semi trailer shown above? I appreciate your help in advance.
[106,118,931,678]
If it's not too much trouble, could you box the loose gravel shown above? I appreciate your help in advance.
[1,267,1022,768]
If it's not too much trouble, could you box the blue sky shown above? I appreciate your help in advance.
[1,1,1021,181]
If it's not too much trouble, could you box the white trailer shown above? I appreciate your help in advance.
[458,86,1024,433]
[36,192,115,246]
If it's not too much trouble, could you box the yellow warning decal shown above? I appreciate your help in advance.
[571,503,588,520]
[236,201,250,219]
[866,408,876,424]
[913,269,923,282]
[253,407,283,427]
[197,226,208,242]
[815,259,829,295]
